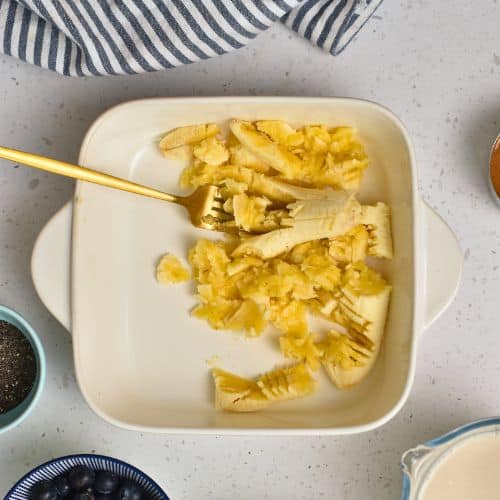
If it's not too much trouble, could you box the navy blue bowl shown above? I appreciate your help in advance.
[5,454,169,499]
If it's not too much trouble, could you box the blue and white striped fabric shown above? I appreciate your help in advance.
[0,0,381,76]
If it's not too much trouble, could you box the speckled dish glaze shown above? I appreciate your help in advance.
[0,305,45,434]
[32,97,463,434]
[5,453,169,499]
[401,417,500,500]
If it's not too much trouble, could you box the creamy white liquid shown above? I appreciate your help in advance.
[419,432,500,500]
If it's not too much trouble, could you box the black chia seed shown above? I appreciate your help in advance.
[0,320,37,413]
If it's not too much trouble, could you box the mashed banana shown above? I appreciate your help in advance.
[158,119,393,411]
[156,254,190,284]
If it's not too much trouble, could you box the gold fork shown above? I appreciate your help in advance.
[0,146,233,231]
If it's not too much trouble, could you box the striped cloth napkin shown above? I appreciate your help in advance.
[0,1,381,77]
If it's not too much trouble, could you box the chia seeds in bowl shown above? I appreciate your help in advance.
[0,320,37,413]
[0,305,45,433]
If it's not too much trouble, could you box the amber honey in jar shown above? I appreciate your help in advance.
[490,135,500,198]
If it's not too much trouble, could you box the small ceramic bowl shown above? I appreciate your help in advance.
[0,305,46,434]
[401,417,500,499]
[488,133,500,207]
[5,453,169,499]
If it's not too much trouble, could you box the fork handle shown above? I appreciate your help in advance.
[0,145,180,204]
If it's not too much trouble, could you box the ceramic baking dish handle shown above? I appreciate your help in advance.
[31,201,73,331]
[422,201,462,330]
[31,200,463,333]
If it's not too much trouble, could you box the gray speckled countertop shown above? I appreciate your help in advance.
[1,2,500,499]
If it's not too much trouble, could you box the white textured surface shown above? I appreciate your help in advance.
[0,1,499,498]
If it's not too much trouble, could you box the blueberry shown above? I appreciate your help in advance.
[68,465,95,491]
[53,475,71,496]
[71,491,95,500]
[116,480,142,500]
[95,471,119,494]
[30,480,58,500]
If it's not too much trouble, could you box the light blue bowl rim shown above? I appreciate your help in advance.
[401,416,500,499]
[0,304,46,433]
[5,453,170,499]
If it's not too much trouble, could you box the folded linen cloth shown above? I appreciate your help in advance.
[0,0,381,76]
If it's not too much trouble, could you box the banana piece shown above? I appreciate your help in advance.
[257,363,316,401]
[156,254,190,284]
[253,177,338,203]
[224,299,267,337]
[233,196,362,259]
[229,144,271,173]
[159,123,219,150]
[324,154,368,190]
[329,225,369,263]
[286,192,352,221]
[180,159,340,203]
[193,137,229,166]
[232,193,271,232]
[280,332,322,370]
[226,256,263,276]
[361,203,393,259]
[212,363,316,412]
[212,368,270,412]
[255,120,297,144]
[265,181,339,202]
[322,285,391,389]
[230,119,303,178]
[319,331,372,370]
[160,145,193,160]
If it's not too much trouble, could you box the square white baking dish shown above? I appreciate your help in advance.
[31,97,462,434]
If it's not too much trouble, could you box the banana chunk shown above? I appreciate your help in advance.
[156,254,190,284]
[280,332,322,370]
[361,203,393,259]
[329,225,369,263]
[212,368,269,412]
[180,160,340,203]
[286,192,352,221]
[318,331,372,370]
[229,144,271,173]
[159,123,219,150]
[233,195,362,259]
[255,120,297,144]
[212,363,316,412]
[232,193,271,232]
[230,119,303,178]
[193,136,229,166]
[321,285,391,389]
[257,363,316,401]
